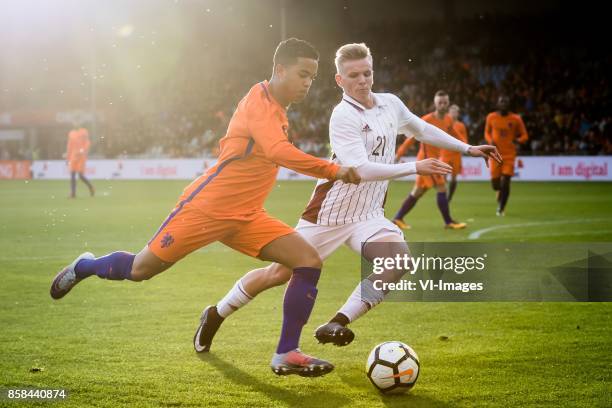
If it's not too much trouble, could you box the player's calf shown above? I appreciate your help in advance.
[491,177,501,191]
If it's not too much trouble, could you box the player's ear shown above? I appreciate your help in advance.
[335,73,343,88]
[274,63,286,79]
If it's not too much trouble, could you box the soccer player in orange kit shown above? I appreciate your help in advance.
[393,91,467,229]
[443,104,469,202]
[66,125,95,198]
[485,95,528,215]
[50,38,360,376]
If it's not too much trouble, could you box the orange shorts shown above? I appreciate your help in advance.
[415,174,446,189]
[490,156,515,178]
[69,158,86,173]
[148,201,295,263]
[441,155,462,176]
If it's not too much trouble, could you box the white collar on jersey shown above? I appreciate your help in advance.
[342,92,387,112]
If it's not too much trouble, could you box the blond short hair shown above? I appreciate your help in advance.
[335,43,372,73]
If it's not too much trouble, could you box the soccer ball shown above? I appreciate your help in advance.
[366,341,420,394]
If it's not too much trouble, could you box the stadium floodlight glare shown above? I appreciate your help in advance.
[116,24,134,38]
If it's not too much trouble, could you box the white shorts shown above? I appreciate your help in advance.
[295,216,404,260]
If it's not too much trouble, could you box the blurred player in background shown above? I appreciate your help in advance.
[194,44,500,371]
[443,104,469,202]
[66,125,94,198]
[392,91,467,229]
[485,95,529,215]
[50,38,360,376]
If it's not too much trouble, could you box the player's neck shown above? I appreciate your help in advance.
[349,93,375,109]
[498,110,509,116]
[267,79,290,109]
[434,111,445,119]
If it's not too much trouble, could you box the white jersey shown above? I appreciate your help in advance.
[302,92,422,226]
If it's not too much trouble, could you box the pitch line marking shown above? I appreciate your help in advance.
[468,218,612,240]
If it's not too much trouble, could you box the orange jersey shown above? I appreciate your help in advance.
[66,128,90,172]
[396,112,455,160]
[452,120,468,144]
[179,81,339,220]
[440,120,468,161]
[484,112,528,157]
[66,128,90,161]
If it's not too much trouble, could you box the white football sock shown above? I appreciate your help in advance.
[338,279,384,323]
[216,279,253,318]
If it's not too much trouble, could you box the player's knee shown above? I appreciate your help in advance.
[297,250,323,269]
[304,255,323,269]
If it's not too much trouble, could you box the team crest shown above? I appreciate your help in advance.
[161,232,175,248]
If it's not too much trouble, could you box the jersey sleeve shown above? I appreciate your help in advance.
[82,130,91,153]
[246,98,339,180]
[515,115,529,144]
[460,123,469,143]
[66,133,77,160]
[66,135,73,160]
[415,122,471,152]
[390,94,426,136]
[81,135,91,155]
[388,97,470,153]
[357,161,417,181]
[484,114,493,144]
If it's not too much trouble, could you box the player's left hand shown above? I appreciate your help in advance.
[466,145,502,168]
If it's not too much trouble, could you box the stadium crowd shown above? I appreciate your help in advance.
[3,14,611,159]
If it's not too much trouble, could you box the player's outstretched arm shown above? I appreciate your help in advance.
[351,158,452,182]
[247,103,343,182]
[395,95,477,155]
[405,116,502,166]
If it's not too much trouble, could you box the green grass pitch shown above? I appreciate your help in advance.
[1,179,611,407]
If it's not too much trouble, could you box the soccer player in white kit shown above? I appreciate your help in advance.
[194,43,501,375]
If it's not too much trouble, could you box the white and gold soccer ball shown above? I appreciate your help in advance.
[365,341,420,394]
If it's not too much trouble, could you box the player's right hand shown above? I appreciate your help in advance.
[335,166,361,184]
[415,158,453,176]
[467,145,503,167]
